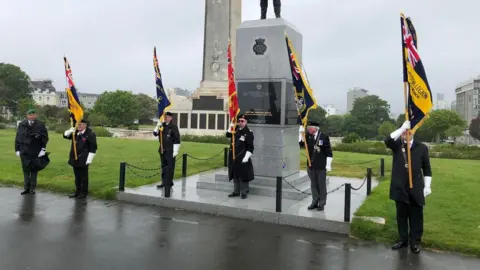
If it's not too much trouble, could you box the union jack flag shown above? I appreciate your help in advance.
[402,19,419,68]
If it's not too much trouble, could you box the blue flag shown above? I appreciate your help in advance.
[286,36,317,127]
[153,47,171,123]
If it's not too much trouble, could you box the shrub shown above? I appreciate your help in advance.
[0,123,6,129]
[127,125,139,130]
[334,141,391,155]
[92,126,112,137]
[55,124,70,134]
[342,133,361,143]
[181,134,229,145]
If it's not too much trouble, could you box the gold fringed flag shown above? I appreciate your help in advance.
[64,57,84,127]
[286,34,318,166]
[227,40,240,159]
[401,14,433,133]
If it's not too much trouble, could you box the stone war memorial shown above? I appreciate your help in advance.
[117,0,376,235]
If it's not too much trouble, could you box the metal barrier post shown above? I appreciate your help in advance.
[224,147,228,167]
[344,183,351,222]
[367,168,372,196]
[119,162,126,192]
[182,153,187,178]
[276,176,282,212]
[380,158,385,177]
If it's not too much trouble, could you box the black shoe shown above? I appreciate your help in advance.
[410,245,420,253]
[157,183,165,189]
[392,241,408,250]
[317,206,325,211]
[69,193,79,198]
[307,202,318,210]
[21,189,30,195]
[77,193,87,199]
[29,189,36,195]
[228,192,239,198]
[241,193,247,199]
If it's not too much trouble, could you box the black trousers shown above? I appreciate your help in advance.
[73,166,89,195]
[23,171,38,191]
[160,151,176,187]
[260,0,281,7]
[395,200,424,245]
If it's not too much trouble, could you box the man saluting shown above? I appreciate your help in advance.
[226,114,254,199]
[15,109,49,195]
[153,112,181,189]
[63,119,97,198]
[299,121,333,211]
[385,121,432,254]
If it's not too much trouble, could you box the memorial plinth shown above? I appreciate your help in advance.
[236,18,303,178]
[196,18,312,200]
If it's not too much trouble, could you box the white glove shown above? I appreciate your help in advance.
[242,151,252,163]
[86,152,96,165]
[64,127,76,137]
[227,122,235,133]
[298,126,305,142]
[173,144,180,157]
[424,176,432,197]
[326,157,333,172]
[16,151,20,157]
[38,148,46,157]
[390,121,411,140]
[153,124,161,133]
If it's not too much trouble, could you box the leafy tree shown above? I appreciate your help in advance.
[56,107,70,123]
[135,93,157,124]
[378,121,396,138]
[350,95,391,139]
[445,125,464,142]
[415,110,466,142]
[325,115,344,136]
[307,106,327,128]
[87,112,109,126]
[93,90,139,126]
[0,63,33,117]
[469,116,480,141]
[396,113,406,127]
[16,97,36,119]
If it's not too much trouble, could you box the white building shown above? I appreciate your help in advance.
[57,90,100,109]
[347,87,369,112]
[322,104,337,117]
[433,93,449,110]
[30,80,58,106]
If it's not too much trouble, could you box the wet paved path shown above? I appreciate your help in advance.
[0,188,478,270]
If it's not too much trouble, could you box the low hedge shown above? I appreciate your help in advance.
[334,141,480,160]
[0,123,6,129]
[181,134,229,145]
[91,126,112,137]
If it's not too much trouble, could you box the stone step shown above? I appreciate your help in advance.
[196,180,311,201]
[213,172,311,188]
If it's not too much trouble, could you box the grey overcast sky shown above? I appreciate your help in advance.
[1,0,479,114]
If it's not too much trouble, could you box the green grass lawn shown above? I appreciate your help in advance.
[0,129,226,200]
[1,128,479,256]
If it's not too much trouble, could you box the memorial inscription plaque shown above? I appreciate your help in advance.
[237,81,281,125]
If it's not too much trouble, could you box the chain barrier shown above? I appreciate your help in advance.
[125,155,185,178]
[281,173,369,196]
[186,149,224,161]
[126,165,161,179]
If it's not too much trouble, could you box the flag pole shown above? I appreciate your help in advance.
[64,56,79,161]
[231,118,236,160]
[401,14,413,189]
[303,125,311,167]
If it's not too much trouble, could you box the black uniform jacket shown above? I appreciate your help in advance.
[226,126,254,182]
[299,131,333,170]
[15,119,49,169]
[64,128,98,168]
[153,122,180,153]
[385,137,432,205]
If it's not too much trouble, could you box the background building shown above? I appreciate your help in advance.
[322,104,337,117]
[56,90,100,109]
[31,80,57,106]
[433,93,449,110]
[451,100,457,111]
[347,87,369,112]
[455,75,480,125]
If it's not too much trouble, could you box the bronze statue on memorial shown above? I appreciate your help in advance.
[260,0,281,20]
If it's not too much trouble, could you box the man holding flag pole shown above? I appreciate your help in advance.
[286,34,333,211]
[63,57,97,199]
[152,47,180,196]
[226,40,254,199]
[385,14,433,254]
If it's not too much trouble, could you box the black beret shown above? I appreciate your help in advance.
[165,112,173,117]
[307,121,320,127]
[238,114,246,120]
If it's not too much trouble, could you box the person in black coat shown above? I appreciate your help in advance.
[226,114,254,199]
[385,120,432,254]
[15,109,49,195]
[299,121,333,211]
[63,119,98,198]
[153,112,181,189]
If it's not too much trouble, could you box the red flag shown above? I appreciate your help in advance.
[227,40,239,132]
